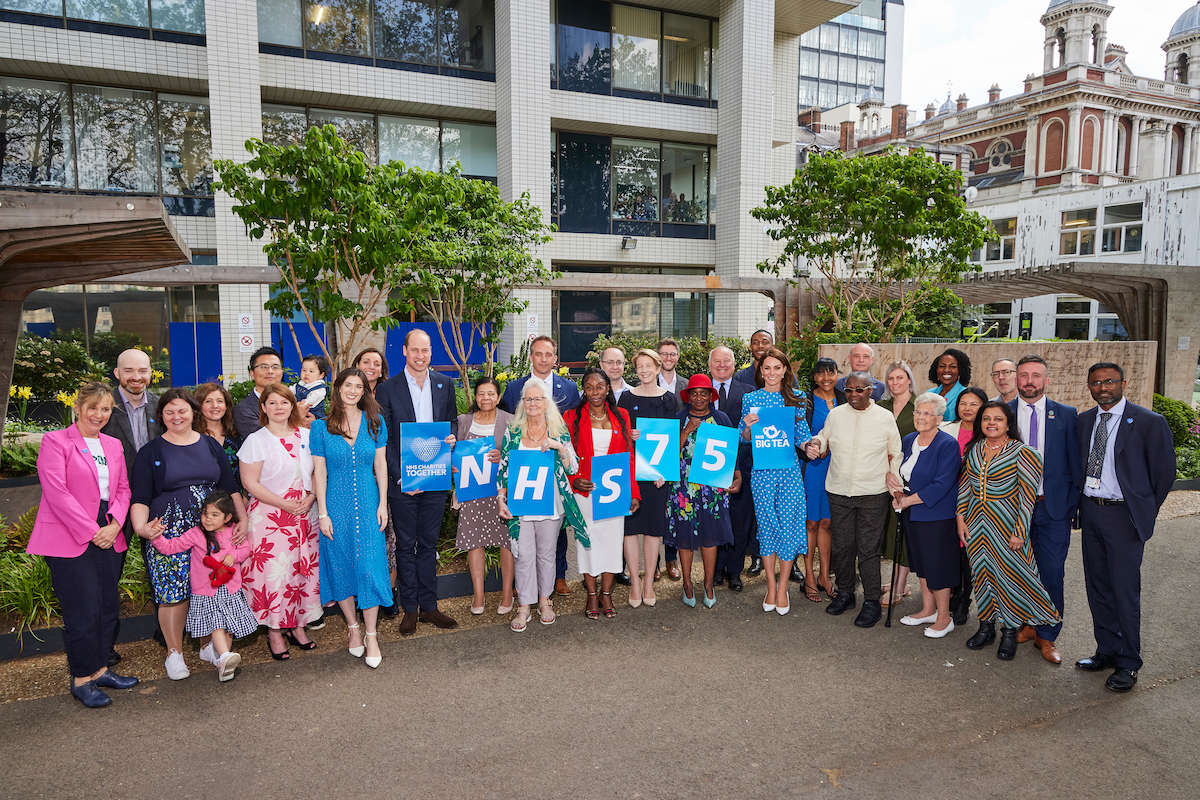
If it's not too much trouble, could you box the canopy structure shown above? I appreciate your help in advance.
[0,192,191,431]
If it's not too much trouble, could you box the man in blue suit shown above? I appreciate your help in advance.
[499,336,580,595]
[709,345,758,590]
[376,329,460,636]
[1008,354,1081,665]
[1074,363,1174,692]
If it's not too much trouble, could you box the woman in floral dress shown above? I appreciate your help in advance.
[238,383,321,660]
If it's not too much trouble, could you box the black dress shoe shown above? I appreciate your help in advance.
[965,621,996,650]
[826,592,856,615]
[951,596,971,626]
[854,600,882,628]
[381,601,400,617]
[107,650,122,668]
[1076,653,1118,672]
[746,557,764,577]
[997,626,1019,660]
[788,567,806,585]
[727,575,743,592]
[1105,668,1138,692]
[69,680,112,708]
[712,573,725,588]
[418,609,459,629]
[399,612,418,636]
[94,670,139,690]
[613,572,633,586]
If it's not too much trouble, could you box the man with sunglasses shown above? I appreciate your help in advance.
[233,346,285,438]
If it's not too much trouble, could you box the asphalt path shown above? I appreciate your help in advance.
[3,516,1198,800]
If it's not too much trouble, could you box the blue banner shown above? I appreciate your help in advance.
[506,449,555,517]
[752,406,799,469]
[687,424,739,489]
[591,453,632,520]
[634,417,681,481]
[453,437,497,502]
[400,422,452,491]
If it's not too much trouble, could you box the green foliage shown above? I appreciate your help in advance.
[227,378,258,405]
[0,508,37,552]
[0,551,56,641]
[752,149,995,342]
[585,333,755,383]
[53,330,143,377]
[118,543,152,610]
[1153,393,1197,448]
[12,334,105,401]
[0,441,40,477]
[1175,447,1200,480]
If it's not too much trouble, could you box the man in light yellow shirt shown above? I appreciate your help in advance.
[805,372,902,628]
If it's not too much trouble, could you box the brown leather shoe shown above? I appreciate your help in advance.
[554,579,571,596]
[665,561,682,581]
[399,612,418,637]
[419,609,459,629]
[1035,636,1063,664]
[1016,624,1036,643]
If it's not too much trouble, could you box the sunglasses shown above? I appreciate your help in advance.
[845,386,872,394]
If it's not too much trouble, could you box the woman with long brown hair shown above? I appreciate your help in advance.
[194,382,242,490]
[353,346,397,615]
[311,368,389,668]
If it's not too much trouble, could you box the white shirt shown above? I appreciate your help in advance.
[658,372,678,393]
[83,437,110,501]
[710,378,733,414]
[405,367,434,423]
[1017,395,1047,494]
[611,379,630,403]
[1085,397,1126,501]
[900,441,927,483]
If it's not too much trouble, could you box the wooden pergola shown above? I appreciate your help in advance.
[0,192,191,431]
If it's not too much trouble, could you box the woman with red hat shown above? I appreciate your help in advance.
[666,375,741,608]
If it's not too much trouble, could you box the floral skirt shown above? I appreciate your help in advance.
[241,489,322,630]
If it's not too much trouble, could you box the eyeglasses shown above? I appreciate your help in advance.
[1087,378,1122,389]
[844,386,871,394]
[990,369,1016,377]
[523,397,546,405]
[254,363,283,371]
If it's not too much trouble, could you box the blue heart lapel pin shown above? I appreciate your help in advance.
[81,448,89,454]
[437,384,443,389]
[155,460,162,467]
[1126,418,1133,424]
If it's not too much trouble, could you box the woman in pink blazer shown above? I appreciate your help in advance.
[28,382,140,708]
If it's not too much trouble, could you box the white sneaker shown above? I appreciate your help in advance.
[217,651,241,682]
[165,649,190,680]
[199,643,216,665]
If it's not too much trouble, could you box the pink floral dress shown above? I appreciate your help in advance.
[238,426,321,629]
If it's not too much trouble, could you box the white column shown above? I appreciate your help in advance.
[1182,124,1195,176]
[1066,104,1082,172]
[1044,37,1056,73]
[1128,116,1142,178]
[1024,116,1040,180]
[1100,110,1115,174]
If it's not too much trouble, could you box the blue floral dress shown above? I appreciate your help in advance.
[666,409,736,550]
[738,389,810,561]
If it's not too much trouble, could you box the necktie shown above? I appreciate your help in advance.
[1086,412,1111,479]
[1027,404,1039,451]
[719,382,728,410]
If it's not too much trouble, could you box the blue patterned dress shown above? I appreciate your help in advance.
[310,417,392,609]
[666,409,736,550]
[738,389,810,561]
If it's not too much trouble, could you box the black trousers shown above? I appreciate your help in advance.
[390,491,448,613]
[829,492,890,602]
[46,536,123,678]
[1080,498,1145,672]
[716,486,756,578]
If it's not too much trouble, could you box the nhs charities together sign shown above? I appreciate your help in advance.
[400,422,453,491]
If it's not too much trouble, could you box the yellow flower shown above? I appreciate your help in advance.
[151,369,164,383]
[17,386,32,400]
[496,371,509,381]
[56,390,77,408]
[740,362,752,370]
[7,386,13,398]
[557,367,570,376]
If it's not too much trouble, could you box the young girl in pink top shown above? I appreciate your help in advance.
[150,491,256,682]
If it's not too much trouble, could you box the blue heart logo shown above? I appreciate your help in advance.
[437,384,443,389]
[1126,418,1133,423]
[633,405,639,411]
[82,448,89,454]
[155,460,161,466]
[148,418,155,423]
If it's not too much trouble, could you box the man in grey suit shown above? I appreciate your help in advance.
[232,347,285,438]
[656,338,688,396]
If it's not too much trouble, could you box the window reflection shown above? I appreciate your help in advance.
[662,12,708,98]
[612,4,660,93]
[262,104,309,146]
[73,85,157,193]
[305,0,372,57]
[376,0,438,64]
[0,78,74,188]
[151,0,205,34]
[611,138,659,222]
[310,108,377,163]
[662,144,707,223]
[259,0,303,47]
[439,0,494,72]
[158,94,211,196]
[66,0,148,27]
[378,115,440,171]
[557,0,611,95]
[2,0,61,14]
[442,121,497,177]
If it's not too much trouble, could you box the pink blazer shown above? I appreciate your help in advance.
[27,426,131,558]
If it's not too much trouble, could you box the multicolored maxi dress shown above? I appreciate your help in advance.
[666,409,735,551]
[957,439,1060,629]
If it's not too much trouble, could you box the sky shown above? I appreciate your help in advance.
[902,0,1184,112]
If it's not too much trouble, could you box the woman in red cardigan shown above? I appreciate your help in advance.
[564,368,641,619]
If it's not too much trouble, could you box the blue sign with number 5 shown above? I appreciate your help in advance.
[687,424,738,489]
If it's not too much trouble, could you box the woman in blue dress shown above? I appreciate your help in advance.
[801,358,844,601]
[311,368,390,669]
[738,347,811,616]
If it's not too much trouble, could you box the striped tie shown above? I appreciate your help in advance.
[1086,412,1111,479]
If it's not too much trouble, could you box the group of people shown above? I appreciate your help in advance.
[29,330,1174,708]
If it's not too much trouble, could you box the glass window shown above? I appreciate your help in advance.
[1123,225,1142,252]
[557,131,610,234]
[836,83,856,105]
[800,28,819,49]
[439,0,495,72]
[310,108,376,163]
[262,104,309,146]
[858,60,880,87]
[707,147,715,225]
[662,144,706,223]
[259,0,303,47]
[612,4,660,93]
[710,20,718,101]
[838,57,856,84]
[73,85,156,193]
[375,0,438,63]
[858,30,884,59]
[1104,202,1142,225]
[611,138,659,221]
[819,53,837,81]
[66,0,147,27]
[2,0,62,14]
[1062,208,1097,227]
[1096,318,1129,341]
[304,0,371,56]
[151,0,205,34]
[1055,318,1090,340]
[0,77,74,189]
[819,24,837,51]
[557,0,611,95]
[662,13,709,99]
[550,131,558,215]
[799,49,818,79]
[377,115,439,170]
[441,121,497,178]
[818,83,837,108]
[157,94,211,197]
[799,79,818,107]
[839,28,857,55]
[1056,298,1092,315]
[984,302,1013,315]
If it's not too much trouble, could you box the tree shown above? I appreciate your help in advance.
[752,148,995,342]
[392,176,555,384]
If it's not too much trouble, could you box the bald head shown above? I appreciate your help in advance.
[849,343,875,373]
[114,348,152,399]
[709,346,736,382]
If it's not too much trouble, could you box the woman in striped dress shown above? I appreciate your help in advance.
[956,401,1059,660]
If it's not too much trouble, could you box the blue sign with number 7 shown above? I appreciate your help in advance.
[635,417,681,481]
[687,424,739,489]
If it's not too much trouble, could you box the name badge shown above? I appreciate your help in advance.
[1086,476,1101,491]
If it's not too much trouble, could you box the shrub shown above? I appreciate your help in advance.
[0,551,57,640]
[585,333,755,383]
[0,441,40,477]
[12,334,105,400]
[1153,394,1197,448]
[1175,447,1200,480]
[53,330,143,377]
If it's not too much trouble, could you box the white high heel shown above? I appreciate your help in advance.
[347,623,365,658]
[364,631,381,668]
[763,596,776,612]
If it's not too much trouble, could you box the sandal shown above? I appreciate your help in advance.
[804,583,822,602]
[584,591,599,620]
[539,604,556,625]
[820,581,836,598]
[880,589,911,607]
[601,591,617,619]
[510,609,530,633]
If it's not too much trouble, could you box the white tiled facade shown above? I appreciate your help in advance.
[1,0,855,378]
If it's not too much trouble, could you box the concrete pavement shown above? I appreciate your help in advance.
[3,515,1198,799]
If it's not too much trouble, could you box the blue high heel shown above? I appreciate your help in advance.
[682,583,697,608]
[702,587,716,608]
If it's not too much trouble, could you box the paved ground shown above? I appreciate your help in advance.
[3,515,1198,800]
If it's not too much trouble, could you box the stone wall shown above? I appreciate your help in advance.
[817,341,1157,411]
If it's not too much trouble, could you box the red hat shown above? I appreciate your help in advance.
[681,374,714,402]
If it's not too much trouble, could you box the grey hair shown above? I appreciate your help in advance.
[880,360,916,400]
[845,371,874,387]
[913,391,947,419]
[991,357,1015,369]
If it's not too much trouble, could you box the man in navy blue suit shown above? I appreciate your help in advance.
[499,335,580,595]
[709,345,757,590]
[1008,354,1081,665]
[1074,362,1174,692]
[376,329,460,636]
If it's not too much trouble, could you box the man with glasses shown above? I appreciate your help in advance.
[233,347,285,438]
[601,347,631,402]
[989,358,1018,403]
[657,338,687,395]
